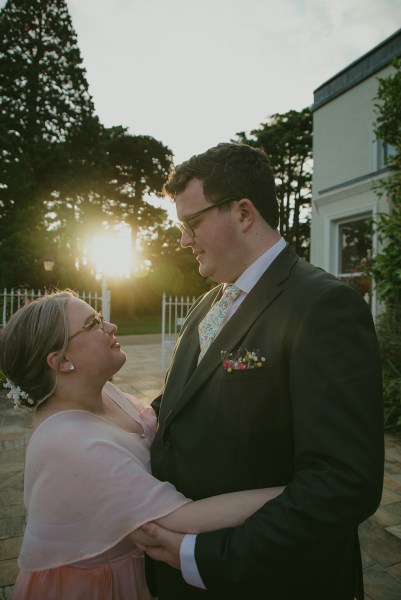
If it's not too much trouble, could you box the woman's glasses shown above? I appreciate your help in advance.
[68,312,106,341]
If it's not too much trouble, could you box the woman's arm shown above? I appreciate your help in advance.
[129,486,284,547]
[156,486,284,534]
[110,388,284,538]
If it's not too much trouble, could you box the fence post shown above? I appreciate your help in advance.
[1,287,108,327]
[161,292,196,372]
[161,293,166,372]
[101,281,111,322]
[2,288,6,327]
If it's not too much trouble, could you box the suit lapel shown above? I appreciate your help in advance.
[160,247,298,428]
[158,285,223,419]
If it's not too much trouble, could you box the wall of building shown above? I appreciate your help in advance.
[310,26,401,318]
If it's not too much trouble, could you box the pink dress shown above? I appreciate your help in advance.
[12,382,191,600]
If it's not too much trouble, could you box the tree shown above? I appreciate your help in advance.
[140,221,211,298]
[47,126,176,306]
[103,127,173,237]
[0,1,178,291]
[0,0,100,287]
[52,125,174,246]
[235,108,313,259]
[369,59,401,427]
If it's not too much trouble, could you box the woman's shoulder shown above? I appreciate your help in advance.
[29,409,100,453]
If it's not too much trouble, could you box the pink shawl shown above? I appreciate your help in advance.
[19,382,190,571]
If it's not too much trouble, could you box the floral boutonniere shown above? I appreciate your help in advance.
[221,349,266,373]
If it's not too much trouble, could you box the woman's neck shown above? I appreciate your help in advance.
[36,378,107,418]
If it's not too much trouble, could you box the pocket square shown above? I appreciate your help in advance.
[221,349,266,373]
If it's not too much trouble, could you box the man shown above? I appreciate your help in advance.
[145,143,384,599]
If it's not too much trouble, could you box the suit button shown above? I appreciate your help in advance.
[163,440,172,450]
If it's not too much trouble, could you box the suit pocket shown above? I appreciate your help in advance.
[216,366,277,433]
[221,365,273,381]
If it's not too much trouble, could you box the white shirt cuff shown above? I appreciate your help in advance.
[180,534,206,589]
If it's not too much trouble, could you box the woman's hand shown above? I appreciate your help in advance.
[129,527,160,548]
[141,522,184,570]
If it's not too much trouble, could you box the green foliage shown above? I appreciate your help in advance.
[369,205,401,305]
[0,0,96,204]
[140,222,211,297]
[0,370,5,389]
[99,127,174,234]
[374,59,401,149]
[235,108,313,259]
[45,125,175,292]
[370,59,401,306]
[369,59,401,428]
[0,0,94,142]
[375,307,401,427]
[0,0,98,286]
[0,0,180,291]
[113,315,162,335]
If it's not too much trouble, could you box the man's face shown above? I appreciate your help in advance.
[175,178,241,283]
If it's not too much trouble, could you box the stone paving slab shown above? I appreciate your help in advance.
[0,335,400,599]
[363,562,401,600]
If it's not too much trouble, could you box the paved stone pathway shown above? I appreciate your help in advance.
[0,335,400,599]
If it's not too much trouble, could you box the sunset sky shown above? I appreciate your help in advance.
[65,0,400,163]
[1,0,400,277]
[1,0,399,163]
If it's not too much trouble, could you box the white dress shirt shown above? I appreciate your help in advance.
[180,237,286,589]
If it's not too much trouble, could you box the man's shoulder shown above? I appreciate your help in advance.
[270,246,339,289]
[288,256,370,314]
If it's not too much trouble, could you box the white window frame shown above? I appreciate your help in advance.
[327,204,378,315]
[371,131,397,171]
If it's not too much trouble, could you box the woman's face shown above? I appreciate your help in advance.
[65,298,126,379]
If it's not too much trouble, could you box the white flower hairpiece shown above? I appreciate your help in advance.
[3,379,34,409]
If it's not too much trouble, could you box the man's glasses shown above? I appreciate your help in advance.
[177,197,237,239]
[68,312,106,341]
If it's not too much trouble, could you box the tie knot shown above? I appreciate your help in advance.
[221,284,241,302]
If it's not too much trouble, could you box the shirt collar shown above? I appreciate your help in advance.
[234,237,286,294]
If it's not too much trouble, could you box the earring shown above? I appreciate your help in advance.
[69,363,75,371]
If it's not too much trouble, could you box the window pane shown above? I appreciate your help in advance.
[338,215,372,306]
[339,217,372,274]
[384,142,397,164]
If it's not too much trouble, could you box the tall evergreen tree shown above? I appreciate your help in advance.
[0,0,98,286]
[0,0,177,291]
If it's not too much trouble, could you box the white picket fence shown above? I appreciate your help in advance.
[161,293,196,371]
[1,282,111,327]
[2,286,195,373]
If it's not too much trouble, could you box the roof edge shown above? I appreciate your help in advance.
[313,29,401,111]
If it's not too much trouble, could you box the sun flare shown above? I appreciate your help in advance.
[87,224,133,279]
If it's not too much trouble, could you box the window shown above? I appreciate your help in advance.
[337,215,372,305]
[377,140,396,169]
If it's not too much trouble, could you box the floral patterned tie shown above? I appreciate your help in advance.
[198,284,241,362]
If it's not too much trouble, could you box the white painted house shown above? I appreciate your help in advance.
[310,29,401,317]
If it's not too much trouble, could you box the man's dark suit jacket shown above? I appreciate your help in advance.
[149,246,384,600]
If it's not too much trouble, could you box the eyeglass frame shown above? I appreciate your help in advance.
[176,196,238,238]
[68,312,106,341]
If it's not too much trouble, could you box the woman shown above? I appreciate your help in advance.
[0,290,284,600]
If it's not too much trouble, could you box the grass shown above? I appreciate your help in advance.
[113,314,162,335]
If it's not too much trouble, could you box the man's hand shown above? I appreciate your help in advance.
[141,522,185,570]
